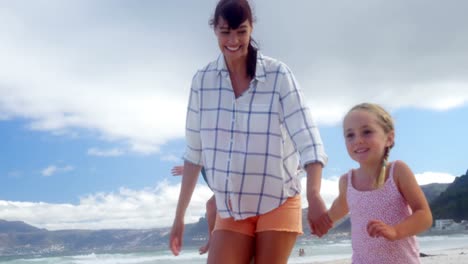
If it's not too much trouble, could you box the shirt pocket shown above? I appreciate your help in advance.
[236,103,271,133]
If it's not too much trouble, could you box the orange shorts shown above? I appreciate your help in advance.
[213,195,303,237]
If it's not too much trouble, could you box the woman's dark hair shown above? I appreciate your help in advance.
[210,0,258,79]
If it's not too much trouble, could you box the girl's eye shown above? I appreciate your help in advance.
[363,130,373,135]
[221,31,229,35]
[345,133,354,139]
[238,30,247,34]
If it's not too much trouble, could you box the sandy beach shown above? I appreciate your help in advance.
[310,247,468,264]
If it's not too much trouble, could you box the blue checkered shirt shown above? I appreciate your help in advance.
[184,53,328,220]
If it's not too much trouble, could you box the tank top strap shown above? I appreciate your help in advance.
[387,160,397,185]
[346,169,353,191]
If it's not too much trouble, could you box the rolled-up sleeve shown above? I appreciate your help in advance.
[278,64,328,168]
[183,73,203,165]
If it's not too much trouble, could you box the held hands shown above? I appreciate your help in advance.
[307,195,333,237]
[311,212,333,237]
[367,219,398,241]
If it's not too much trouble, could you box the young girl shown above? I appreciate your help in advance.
[318,103,432,263]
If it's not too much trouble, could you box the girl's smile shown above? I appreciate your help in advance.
[344,109,393,166]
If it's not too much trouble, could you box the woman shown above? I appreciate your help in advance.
[169,1,330,263]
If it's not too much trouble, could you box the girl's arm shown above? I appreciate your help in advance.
[367,161,432,241]
[328,174,350,222]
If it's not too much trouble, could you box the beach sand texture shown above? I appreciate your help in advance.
[310,247,468,264]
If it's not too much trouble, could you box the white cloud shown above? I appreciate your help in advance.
[0,181,211,230]
[41,166,58,177]
[41,165,74,177]
[0,170,457,230]
[415,171,456,186]
[0,1,467,154]
[160,154,182,163]
[88,147,124,157]
[0,2,193,156]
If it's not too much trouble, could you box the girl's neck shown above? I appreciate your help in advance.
[356,163,382,180]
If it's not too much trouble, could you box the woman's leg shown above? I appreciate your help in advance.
[207,230,255,264]
[254,231,298,264]
[254,195,302,264]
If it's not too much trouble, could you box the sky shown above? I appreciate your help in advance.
[0,0,467,231]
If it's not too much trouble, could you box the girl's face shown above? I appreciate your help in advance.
[343,110,394,166]
[214,17,252,62]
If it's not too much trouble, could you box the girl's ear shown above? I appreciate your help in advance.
[387,131,395,148]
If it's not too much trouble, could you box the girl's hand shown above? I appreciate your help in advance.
[171,165,184,176]
[367,219,398,241]
[311,212,333,237]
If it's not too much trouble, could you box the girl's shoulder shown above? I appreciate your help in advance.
[390,160,413,177]
[339,172,349,188]
[339,172,349,181]
[390,160,416,191]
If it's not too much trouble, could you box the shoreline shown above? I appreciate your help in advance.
[309,247,468,264]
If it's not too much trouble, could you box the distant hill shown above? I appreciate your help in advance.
[0,220,45,233]
[0,220,171,257]
[0,169,465,257]
[430,170,468,222]
[421,183,451,203]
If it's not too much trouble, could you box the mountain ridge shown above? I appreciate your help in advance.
[0,169,466,258]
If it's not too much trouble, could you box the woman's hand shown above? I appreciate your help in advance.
[169,217,185,256]
[307,194,332,237]
[311,211,333,237]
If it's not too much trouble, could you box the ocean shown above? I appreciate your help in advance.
[1,234,467,264]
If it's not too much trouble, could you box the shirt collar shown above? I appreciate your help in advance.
[216,52,267,83]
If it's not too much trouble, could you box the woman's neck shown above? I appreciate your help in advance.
[225,56,247,78]
[225,56,251,98]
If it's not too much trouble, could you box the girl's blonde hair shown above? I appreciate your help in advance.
[347,103,395,188]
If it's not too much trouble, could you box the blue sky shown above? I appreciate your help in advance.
[0,0,467,230]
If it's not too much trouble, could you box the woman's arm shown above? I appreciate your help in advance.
[306,162,331,237]
[169,161,202,255]
[169,72,204,255]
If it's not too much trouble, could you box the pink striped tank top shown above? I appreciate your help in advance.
[347,161,421,264]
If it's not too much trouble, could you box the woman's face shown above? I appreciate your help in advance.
[214,17,252,62]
